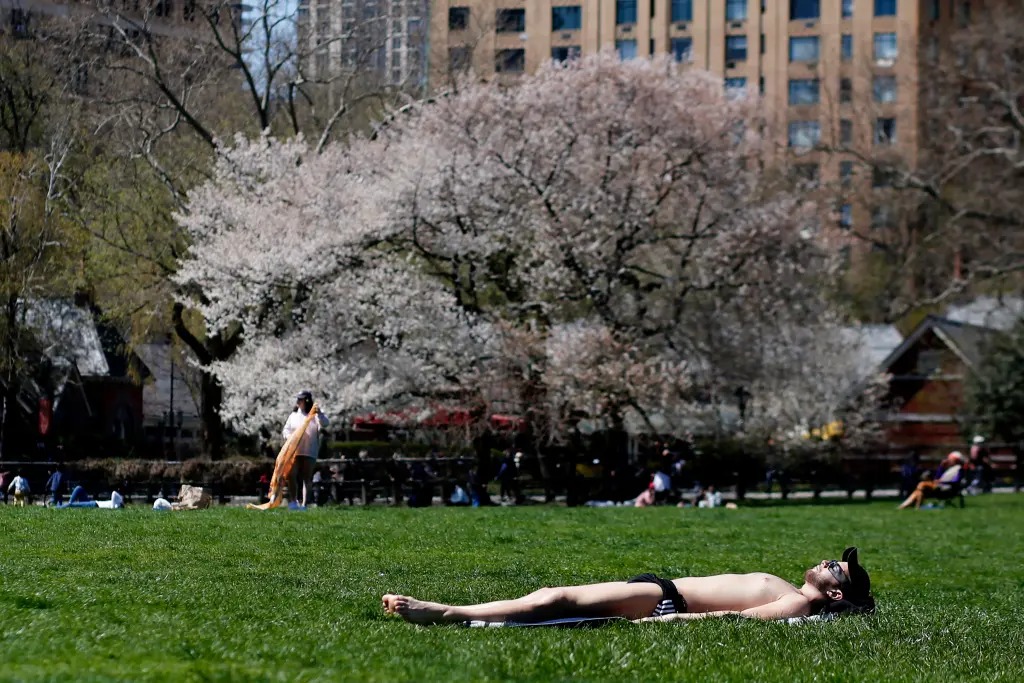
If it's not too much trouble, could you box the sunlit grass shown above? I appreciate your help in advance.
[1,496,1022,681]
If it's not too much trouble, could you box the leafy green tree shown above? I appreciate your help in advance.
[963,320,1024,443]
[0,147,82,458]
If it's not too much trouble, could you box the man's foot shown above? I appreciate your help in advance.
[381,594,450,624]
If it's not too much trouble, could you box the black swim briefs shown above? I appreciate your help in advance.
[627,573,688,617]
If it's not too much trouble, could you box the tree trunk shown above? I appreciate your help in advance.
[172,302,240,460]
[0,384,12,461]
[0,294,19,461]
[199,370,225,460]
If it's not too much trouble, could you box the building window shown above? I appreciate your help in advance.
[155,0,173,17]
[841,33,852,61]
[872,167,897,188]
[725,77,747,99]
[873,32,897,64]
[840,119,853,146]
[842,0,853,18]
[449,47,472,71]
[788,121,821,148]
[448,6,469,30]
[958,0,970,26]
[794,163,819,186]
[840,77,852,103]
[11,8,31,36]
[495,48,525,72]
[670,37,692,61]
[839,204,853,228]
[671,0,693,22]
[874,0,896,16]
[928,0,939,19]
[790,0,820,20]
[873,75,897,103]
[183,0,196,21]
[552,5,582,30]
[726,0,747,21]
[840,160,854,186]
[788,79,820,105]
[871,206,892,229]
[874,117,897,145]
[616,39,637,59]
[616,0,637,24]
[789,36,820,62]
[551,45,580,61]
[725,35,748,61]
[496,8,525,33]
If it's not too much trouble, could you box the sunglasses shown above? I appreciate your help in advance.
[826,560,851,588]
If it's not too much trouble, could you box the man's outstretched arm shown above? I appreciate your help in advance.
[634,596,812,623]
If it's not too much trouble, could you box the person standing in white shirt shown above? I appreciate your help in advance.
[8,472,30,507]
[282,390,329,510]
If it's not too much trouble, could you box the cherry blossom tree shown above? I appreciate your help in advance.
[174,134,486,434]
[178,53,883,465]
[378,53,846,452]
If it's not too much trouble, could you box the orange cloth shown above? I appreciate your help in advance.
[247,404,320,511]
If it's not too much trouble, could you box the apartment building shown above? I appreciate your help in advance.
[298,0,429,88]
[430,0,980,231]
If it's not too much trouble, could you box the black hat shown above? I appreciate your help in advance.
[295,390,313,402]
[841,546,872,604]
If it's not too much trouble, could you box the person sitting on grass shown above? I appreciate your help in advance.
[897,451,965,510]
[382,547,874,625]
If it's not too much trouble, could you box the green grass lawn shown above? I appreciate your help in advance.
[2,496,1023,682]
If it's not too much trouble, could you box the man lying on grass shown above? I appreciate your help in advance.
[382,547,874,625]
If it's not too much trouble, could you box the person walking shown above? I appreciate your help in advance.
[7,471,31,507]
[45,465,66,507]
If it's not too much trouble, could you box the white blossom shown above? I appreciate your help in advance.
[175,53,881,449]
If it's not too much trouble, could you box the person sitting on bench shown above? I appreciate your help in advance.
[382,547,874,625]
[897,452,965,510]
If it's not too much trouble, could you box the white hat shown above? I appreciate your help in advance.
[972,435,985,444]
[948,451,964,462]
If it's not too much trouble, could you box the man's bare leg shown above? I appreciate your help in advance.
[382,582,663,625]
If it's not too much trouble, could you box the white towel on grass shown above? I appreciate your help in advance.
[465,613,838,628]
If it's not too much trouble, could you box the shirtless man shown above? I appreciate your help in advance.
[382,547,873,625]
